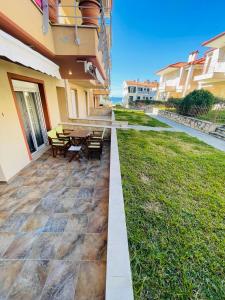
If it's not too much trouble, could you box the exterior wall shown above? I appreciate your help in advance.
[0,0,55,53]
[123,82,157,107]
[0,59,62,182]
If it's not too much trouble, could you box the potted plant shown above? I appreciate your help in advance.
[79,0,101,26]
[48,0,58,23]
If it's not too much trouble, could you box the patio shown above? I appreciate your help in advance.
[0,143,110,300]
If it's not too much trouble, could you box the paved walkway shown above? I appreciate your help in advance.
[0,145,110,300]
[147,114,225,152]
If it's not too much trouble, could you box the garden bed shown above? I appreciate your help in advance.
[118,129,225,299]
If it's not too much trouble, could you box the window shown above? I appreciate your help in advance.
[128,86,136,93]
[129,96,134,101]
[137,96,140,100]
[146,97,148,100]
[138,87,143,92]
[147,88,150,93]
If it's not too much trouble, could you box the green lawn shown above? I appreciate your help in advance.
[118,129,225,300]
[198,109,225,124]
[114,109,169,127]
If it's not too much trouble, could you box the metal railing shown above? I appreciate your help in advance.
[42,0,111,84]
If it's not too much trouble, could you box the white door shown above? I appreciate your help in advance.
[12,80,47,155]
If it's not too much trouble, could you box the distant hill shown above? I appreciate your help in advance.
[110,97,122,104]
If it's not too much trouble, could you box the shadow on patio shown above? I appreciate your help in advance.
[0,143,110,299]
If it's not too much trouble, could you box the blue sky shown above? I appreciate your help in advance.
[110,0,225,97]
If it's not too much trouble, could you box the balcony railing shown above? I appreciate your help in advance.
[41,0,111,83]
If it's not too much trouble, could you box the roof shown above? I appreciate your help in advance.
[187,57,205,66]
[202,31,225,46]
[156,62,187,75]
[125,80,159,88]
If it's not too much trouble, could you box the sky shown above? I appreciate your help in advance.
[110,0,225,97]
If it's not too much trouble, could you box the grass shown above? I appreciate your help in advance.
[198,110,225,124]
[117,129,225,300]
[114,109,169,127]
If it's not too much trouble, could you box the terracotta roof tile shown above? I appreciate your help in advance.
[125,81,159,88]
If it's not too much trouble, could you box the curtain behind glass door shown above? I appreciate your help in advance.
[26,92,45,147]
[15,91,36,153]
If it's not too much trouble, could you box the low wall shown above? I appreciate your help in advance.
[90,107,112,116]
[106,128,134,300]
[159,111,218,133]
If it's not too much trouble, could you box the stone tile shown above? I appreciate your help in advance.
[54,198,76,213]
[29,233,61,260]
[7,260,51,300]
[72,198,93,214]
[77,187,94,201]
[43,215,68,233]
[12,198,41,214]
[82,234,107,261]
[0,260,24,299]
[0,211,10,226]
[56,232,85,261]
[20,214,49,232]
[40,260,79,300]
[0,232,16,257]
[87,212,108,233]
[0,213,29,232]
[75,262,106,300]
[33,196,58,214]
[3,232,39,259]
[65,214,88,233]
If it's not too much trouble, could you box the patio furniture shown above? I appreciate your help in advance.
[68,145,82,162]
[87,140,102,160]
[68,129,92,146]
[48,127,71,157]
[90,128,106,141]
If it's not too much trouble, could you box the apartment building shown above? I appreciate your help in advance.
[0,0,112,182]
[194,32,225,98]
[156,31,225,101]
[156,51,205,101]
[122,80,158,107]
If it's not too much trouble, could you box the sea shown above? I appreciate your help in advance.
[110,97,122,105]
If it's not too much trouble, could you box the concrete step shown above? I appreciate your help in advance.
[209,131,225,141]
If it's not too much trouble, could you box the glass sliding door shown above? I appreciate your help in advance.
[16,91,36,153]
[13,80,47,155]
[25,92,45,147]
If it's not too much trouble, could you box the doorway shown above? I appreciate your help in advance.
[12,80,48,155]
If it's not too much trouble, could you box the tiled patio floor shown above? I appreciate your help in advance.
[0,144,110,300]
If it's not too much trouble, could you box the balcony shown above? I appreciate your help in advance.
[194,62,225,82]
[0,0,111,86]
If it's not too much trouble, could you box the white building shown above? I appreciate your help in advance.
[122,80,158,107]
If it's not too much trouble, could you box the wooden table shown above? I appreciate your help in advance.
[68,129,92,139]
[68,129,92,161]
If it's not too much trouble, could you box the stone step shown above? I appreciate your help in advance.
[209,131,225,141]
[216,127,225,135]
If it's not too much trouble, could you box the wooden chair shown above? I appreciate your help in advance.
[87,140,102,160]
[48,137,71,158]
[48,127,71,158]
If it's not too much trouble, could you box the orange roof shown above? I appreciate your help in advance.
[202,31,225,46]
[187,57,205,66]
[156,62,187,74]
[126,80,158,88]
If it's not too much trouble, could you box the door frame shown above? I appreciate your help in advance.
[7,73,51,161]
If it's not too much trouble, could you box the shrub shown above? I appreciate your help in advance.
[167,97,183,108]
[179,89,215,116]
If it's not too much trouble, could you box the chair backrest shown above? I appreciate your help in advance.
[47,129,57,139]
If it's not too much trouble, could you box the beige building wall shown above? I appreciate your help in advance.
[0,59,62,182]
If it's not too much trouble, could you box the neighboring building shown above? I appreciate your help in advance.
[0,0,112,182]
[156,31,225,101]
[156,51,205,101]
[194,32,225,98]
[122,80,158,107]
